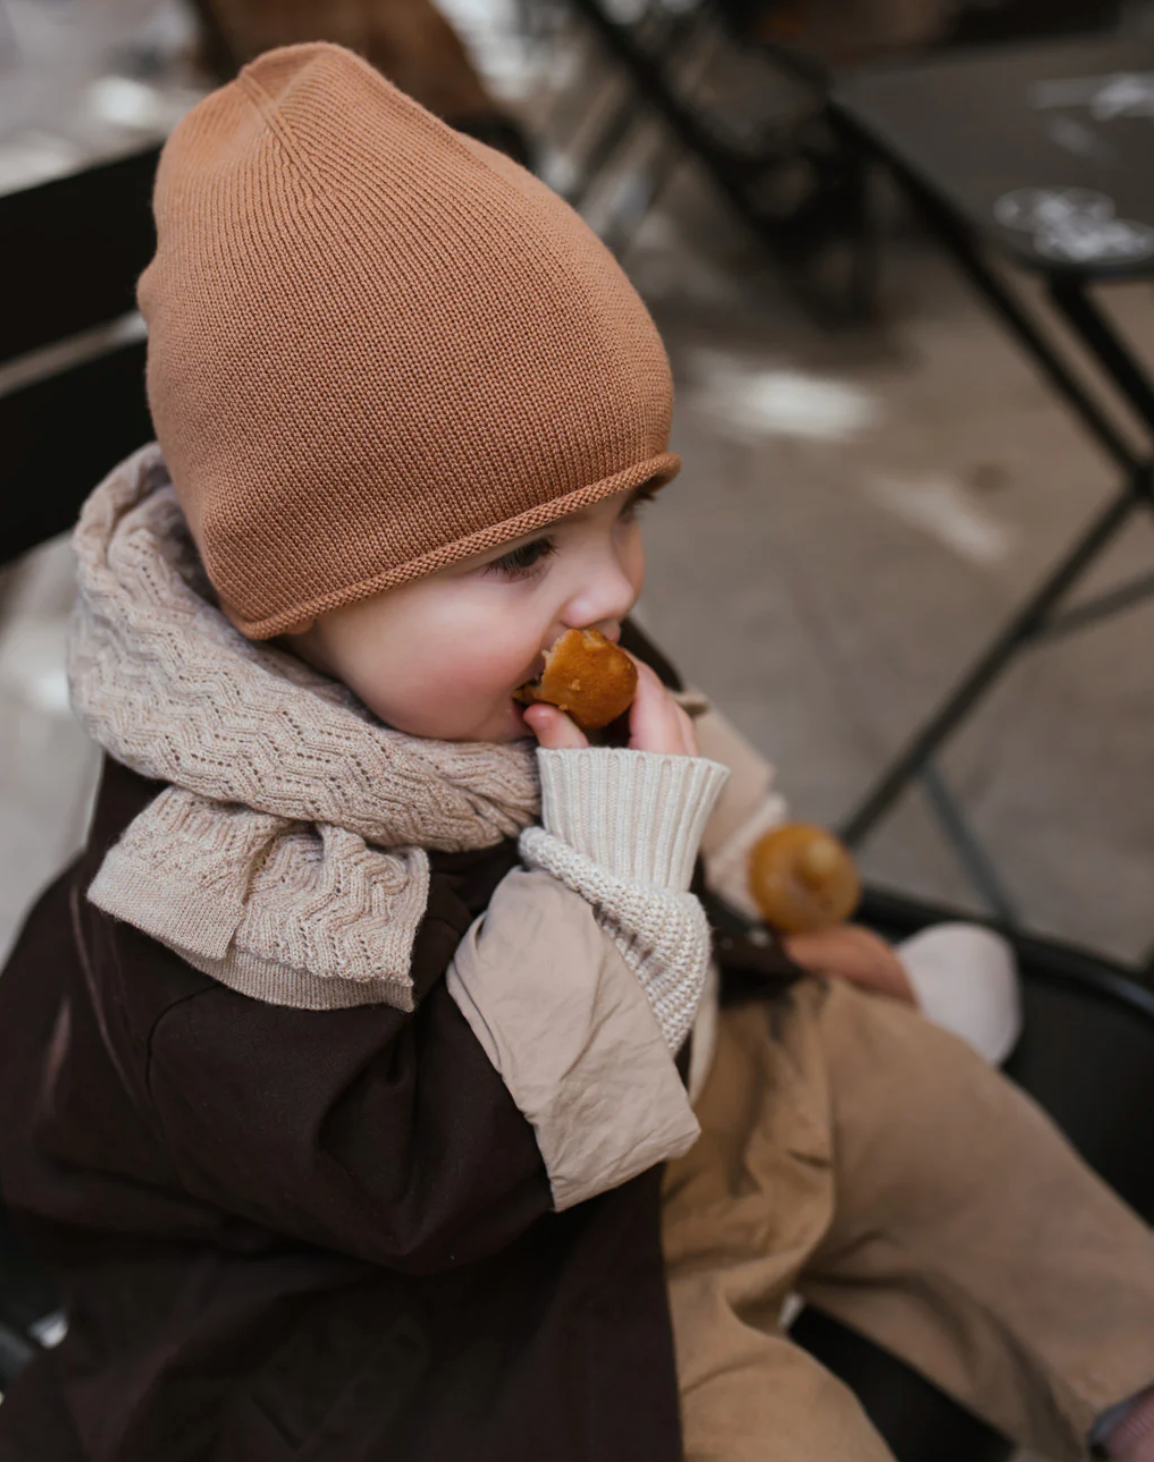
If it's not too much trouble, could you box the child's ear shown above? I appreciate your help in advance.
[273,620,332,674]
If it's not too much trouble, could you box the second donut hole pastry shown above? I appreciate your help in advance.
[516,628,639,732]
[748,822,862,934]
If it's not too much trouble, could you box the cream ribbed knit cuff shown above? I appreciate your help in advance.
[521,749,730,1053]
[535,748,730,891]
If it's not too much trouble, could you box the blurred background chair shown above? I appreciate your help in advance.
[542,0,878,321]
[186,0,535,164]
[2,144,156,566]
[532,0,1130,321]
[0,140,158,1396]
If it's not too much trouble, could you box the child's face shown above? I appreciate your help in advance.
[283,484,654,743]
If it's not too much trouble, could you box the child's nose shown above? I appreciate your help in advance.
[562,562,638,638]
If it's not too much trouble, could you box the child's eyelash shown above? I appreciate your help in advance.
[483,487,657,581]
[622,485,658,517]
[485,537,558,579]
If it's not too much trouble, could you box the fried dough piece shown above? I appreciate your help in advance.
[515,628,638,732]
[749,822,861,933]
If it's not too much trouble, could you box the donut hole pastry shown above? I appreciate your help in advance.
[515,628,638,732]
[748,822,861,934]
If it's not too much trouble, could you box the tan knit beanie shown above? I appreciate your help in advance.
[137,42,679,639]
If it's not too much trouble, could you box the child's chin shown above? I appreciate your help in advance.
[489,699,533,744]
[425,701,532,745]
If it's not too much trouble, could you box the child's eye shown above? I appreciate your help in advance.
[620,485,658,521]
[484,536,558,580]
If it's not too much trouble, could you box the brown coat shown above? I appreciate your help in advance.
[0,626,796,1462]
[0,756,683,1461]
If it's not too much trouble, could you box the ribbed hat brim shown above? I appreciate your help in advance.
[225,451,680,637]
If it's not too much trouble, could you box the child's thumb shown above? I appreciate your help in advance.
[522,703,588,751]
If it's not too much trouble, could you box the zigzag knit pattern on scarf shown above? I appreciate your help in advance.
[67,445,541,1011]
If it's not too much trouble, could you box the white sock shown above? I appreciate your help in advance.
[897,923,1022,1066]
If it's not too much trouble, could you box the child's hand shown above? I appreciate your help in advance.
[783,925,917,1005]
[521,657,699,757]
[626,659,699,756]
[522,701,590,750]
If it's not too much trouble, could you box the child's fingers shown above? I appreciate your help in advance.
[674,702,700,757]
[626,663,665,749]
[784,927,917,1005]
[627,660,698,756]
[522,703,589,750]
[523,663,697,756]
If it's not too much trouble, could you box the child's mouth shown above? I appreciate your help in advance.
[516,653,547,697]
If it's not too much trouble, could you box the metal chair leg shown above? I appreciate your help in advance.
[919,763,1020,922]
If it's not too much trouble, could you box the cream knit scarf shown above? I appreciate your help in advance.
[68,445,541,1012]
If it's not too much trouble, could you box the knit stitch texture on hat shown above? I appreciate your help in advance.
[138,41,680,638]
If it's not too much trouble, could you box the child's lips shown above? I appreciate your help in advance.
[517,653,547,693]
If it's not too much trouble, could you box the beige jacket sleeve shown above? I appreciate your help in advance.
[447,869,704,1212]
[447,747,729,1212]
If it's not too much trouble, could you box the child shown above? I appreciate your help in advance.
[0,43,1152,1462]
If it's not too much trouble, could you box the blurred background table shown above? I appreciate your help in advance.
[832,38,1154,976]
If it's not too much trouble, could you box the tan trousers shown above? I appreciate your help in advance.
[662,979,1154,1462]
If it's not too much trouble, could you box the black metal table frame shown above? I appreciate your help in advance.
[560,0,875,320]
[556,7,1154,975]
[829,107,1154,978]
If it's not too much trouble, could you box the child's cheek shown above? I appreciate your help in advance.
[386,626,524,718]
[443,637,529,702]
